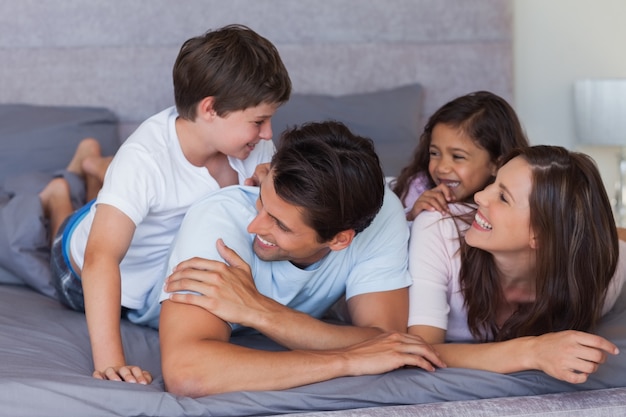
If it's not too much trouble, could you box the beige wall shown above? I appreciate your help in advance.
[513,0,626,208]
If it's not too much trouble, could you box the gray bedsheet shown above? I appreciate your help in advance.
[1,284,625,417]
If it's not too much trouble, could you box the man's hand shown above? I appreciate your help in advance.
[406,183,454,220]
[342,332,446,374]
[93,365,153,385]
[165,239,266,327]
[529,331,618,384]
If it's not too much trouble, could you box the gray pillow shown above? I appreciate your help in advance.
[0,104,120,294]
[271,84,423,177]
[0,104,119,184]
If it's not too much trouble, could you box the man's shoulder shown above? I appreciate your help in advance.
[350,186,408,248]
[365,186,407,228]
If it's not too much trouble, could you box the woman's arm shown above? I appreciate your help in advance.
[410,325,618,383]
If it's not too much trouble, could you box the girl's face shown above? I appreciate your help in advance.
[465,156,535,255]
[428,123,496,202]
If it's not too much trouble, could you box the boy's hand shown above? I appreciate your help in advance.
[93,365,153,385]
[244,163,270,186]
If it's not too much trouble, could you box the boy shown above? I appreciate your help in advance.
[43,24,291,384]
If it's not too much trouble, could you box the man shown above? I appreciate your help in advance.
[159,121,444,397]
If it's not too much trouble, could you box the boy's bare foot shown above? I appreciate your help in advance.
[67,138,102,177]
[40,178,74,241]
[82,155,113,184]
[82,155,113,201]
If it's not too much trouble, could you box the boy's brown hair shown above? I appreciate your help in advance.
[173,24,292,120]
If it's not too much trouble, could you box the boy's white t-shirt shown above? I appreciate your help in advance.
[69,106,275,310]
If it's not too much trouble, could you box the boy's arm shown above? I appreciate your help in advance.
[81,204,151,384]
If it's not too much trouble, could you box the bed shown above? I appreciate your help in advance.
[1,101,626,417]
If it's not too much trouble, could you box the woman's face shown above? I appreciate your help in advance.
[465,156,535,255]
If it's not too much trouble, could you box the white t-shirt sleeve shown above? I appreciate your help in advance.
[407,210,461,330]
[97,144,163,225]
[344,189,412,300]
[158,188,257,303]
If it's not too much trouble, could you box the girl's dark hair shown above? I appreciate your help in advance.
[271,121,385,242]
[392,91,529,202]
[460,145,618,341]
[173,24,291,120]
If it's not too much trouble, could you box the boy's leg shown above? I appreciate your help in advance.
[39,137,107,242]
[40,178,73,242]
[66,137,108,202]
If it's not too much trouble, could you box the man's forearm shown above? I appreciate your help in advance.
[163,339,354,397]
[248,296,383,350]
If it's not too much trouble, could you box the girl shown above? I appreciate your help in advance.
[408,145,625,383]
[392,91,529,220]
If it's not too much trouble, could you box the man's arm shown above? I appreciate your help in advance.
[165,240,407,350]
[160,296,444,397]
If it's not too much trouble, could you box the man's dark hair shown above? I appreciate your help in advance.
[271,121,385,242]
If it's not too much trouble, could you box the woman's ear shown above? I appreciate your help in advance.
[328,230,356,252]
[529,231,538,250]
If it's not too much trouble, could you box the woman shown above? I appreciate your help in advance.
[408,145,625,383]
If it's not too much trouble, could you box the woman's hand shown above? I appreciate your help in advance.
[529,330,618,383]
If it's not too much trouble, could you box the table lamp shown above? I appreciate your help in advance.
[574,78,626,226]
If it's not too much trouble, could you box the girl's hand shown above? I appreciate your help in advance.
[407,183,454,220]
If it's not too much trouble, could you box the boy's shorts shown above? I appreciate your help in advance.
[50,200,95,312]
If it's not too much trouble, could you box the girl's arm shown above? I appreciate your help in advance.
[81,204,151,384]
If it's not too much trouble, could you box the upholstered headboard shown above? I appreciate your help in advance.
[0,0,512,148]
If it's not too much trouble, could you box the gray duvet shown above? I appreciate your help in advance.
[1,283,626,417]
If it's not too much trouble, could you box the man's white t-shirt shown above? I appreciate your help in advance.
[158,185,412,332]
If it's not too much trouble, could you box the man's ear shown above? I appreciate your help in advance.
[328,229,356,252]
[197,97,217,121]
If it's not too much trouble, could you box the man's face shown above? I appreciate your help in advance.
[246,171,332,268]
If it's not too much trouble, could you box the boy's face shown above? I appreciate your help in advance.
[247,170,332,268]
[209,102,280,160]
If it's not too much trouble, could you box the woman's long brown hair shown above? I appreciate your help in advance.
[460,146,618,341]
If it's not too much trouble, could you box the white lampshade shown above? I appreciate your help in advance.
[574,79,626,146]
